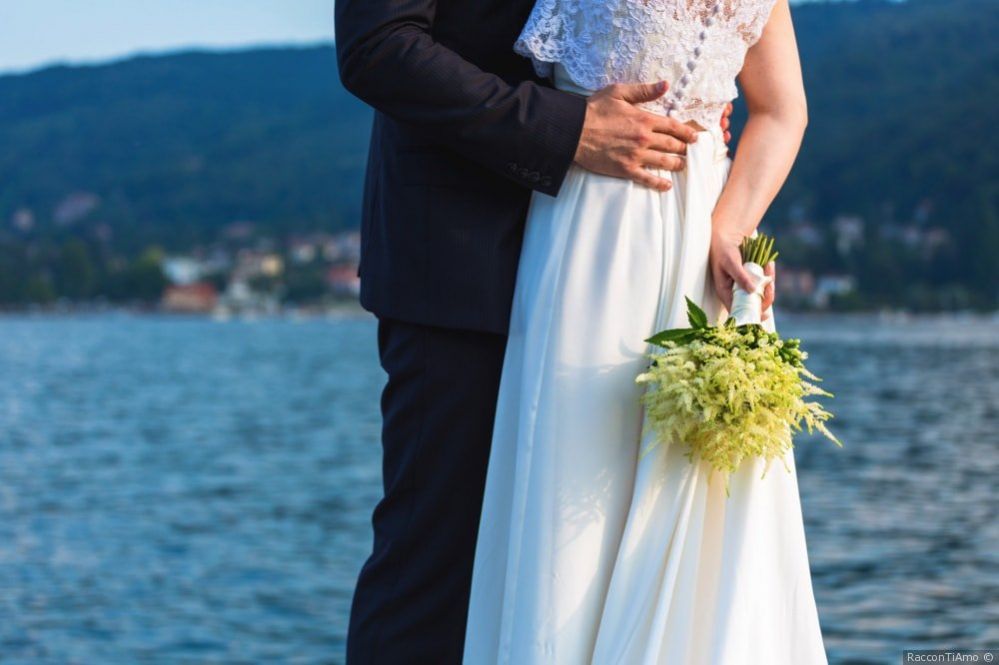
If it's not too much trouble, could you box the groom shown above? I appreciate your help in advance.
[335,0,730,662]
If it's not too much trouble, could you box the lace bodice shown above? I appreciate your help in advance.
[515,0,778,128]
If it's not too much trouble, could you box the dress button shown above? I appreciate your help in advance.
[694,46,702,57]
[687,60,697,72]
[680,75,690,86]
[704,17,714,27]
[699,30,708,40]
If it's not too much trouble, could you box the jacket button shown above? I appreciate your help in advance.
[530,171,541,182]
[508,162,518,173]
[541,176,552,188]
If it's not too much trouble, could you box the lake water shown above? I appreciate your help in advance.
[0,313,996,664]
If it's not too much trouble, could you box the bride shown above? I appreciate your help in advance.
[463,0,826,663]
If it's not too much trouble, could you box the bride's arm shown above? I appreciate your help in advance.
[709,0,807,313]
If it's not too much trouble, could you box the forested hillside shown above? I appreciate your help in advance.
[0,47,370,250]
[766,0,998,306]
[0,0,995,308]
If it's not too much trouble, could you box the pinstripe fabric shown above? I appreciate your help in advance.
[336,0,588,334]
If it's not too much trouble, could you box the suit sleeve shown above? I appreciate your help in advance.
[334,0,587,196]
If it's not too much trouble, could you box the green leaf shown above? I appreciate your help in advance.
[686,297,708,329]
[645,327,697,347]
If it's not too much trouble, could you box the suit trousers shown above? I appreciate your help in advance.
[347,317,507,664]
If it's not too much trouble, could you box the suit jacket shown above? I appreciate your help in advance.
[335,0,587,334]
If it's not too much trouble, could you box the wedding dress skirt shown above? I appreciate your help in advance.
[464,73,827,665]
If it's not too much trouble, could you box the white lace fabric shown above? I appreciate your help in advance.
[514,0,778,128]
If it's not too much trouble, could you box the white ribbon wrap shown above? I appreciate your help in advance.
[729,261,773,326]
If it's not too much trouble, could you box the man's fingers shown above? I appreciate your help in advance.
[647,116,699,143]
[612,81,668,104]
[628,167,673,192]
[720,103,734,147]
[646,134,689,156]
[640,150,685,172]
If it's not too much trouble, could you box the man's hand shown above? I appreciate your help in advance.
[721,102,733,145]
[573,82,700,192]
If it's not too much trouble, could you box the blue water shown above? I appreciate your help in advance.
[0,313,996,664]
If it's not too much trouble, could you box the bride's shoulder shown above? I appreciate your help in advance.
[518,0,778,30]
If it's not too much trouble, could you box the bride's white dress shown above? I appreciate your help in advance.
[464,1,827,663]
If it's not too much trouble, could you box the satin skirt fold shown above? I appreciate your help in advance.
[463,125,827,664]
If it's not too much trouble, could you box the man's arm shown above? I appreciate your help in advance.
[335,0,586,196]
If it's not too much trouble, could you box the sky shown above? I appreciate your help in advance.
[0,0,830,76]
[0,0,334,75]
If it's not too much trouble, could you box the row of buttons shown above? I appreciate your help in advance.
[664,2,722,117]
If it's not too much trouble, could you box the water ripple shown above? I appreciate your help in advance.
[0,314,995,664]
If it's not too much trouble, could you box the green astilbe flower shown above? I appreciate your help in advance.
[638,298,840,489]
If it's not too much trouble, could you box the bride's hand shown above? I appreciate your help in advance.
[709,229,758,312]
[761,261,775,320]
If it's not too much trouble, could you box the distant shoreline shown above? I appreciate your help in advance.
[1,304,995,325]
[0,301,372,320]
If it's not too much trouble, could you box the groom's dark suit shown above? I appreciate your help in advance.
[335,0,586,662]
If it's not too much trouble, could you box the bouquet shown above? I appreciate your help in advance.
[637,234,840,487]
